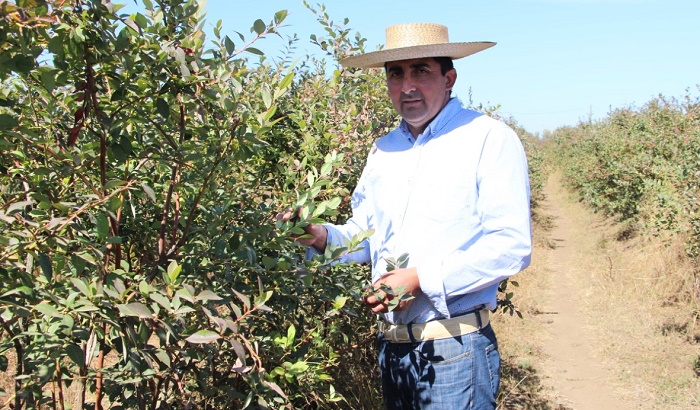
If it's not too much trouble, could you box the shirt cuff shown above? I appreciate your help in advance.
[304,224,342,261]
[415,259,450,317]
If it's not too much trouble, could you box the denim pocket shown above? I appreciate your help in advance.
[416,336,472,365]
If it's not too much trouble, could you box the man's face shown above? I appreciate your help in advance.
[385,58,456,136]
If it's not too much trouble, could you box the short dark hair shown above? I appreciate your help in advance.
[383,57,454,76]
[433,57,454,75]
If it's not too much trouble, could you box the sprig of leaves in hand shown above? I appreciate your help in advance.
[363,253,414,312]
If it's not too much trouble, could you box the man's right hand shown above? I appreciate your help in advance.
[276,208,328,252]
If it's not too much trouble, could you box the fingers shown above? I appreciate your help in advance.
[362,280,416,313]
[364,297,406,313]
[363,289,385,306]
[362,288,401,313]
[363,283,390,313]
[276,207,294,222]
[364,295,388,313]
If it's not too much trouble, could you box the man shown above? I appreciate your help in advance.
[281,23,531,409]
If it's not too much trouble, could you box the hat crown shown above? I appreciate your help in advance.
[339,22,495,68]
[386,23,450,50]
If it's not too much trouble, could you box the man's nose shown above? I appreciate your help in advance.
[401,76,416,94]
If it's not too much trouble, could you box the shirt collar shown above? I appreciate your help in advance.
[398,98,462,142]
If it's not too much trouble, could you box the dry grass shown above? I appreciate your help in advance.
[0,352,15,408]
[494,212,573,410]
[573,224,700,409]
[497,177,700,410]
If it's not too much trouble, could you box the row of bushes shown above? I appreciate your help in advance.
[0,1,546,408]
[547,90,700,259]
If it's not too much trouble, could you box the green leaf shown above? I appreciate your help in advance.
[104,179,126,190]
[0,114,18,131]
[246,47,264,56]
[224,35,236,56]
[139,281,150,296]
[262,255,276,270]
[289,360,308,373]
[9,54,34,74]
[174,306,196,315]
[70,278,91,297]
[175,287,195,303]
[287,324,296,346]
[333,296,347,310]
[156,98,169,119]
[232,290,250,310]
[315,202,327,216]
[70,256,86,275]
[75,251,98,266]
[7,200,32,214]
[279,70,294,90]
[307,170,316,187]
[274,10,288,24]
[252,19,266,35]
[195,290,222,302]
[96,213,109,239]
[320,160,333,176]
[149,293,171,310]
[39,68,57,92]
[254,290,273,308]
[261,83,272,109]
[154,349,171,366]
[134,13,149,30]
[327,196,342,210]
[72,301,99,313]
[185,330,220,344]
[396,252,410,269]
[167,260,181,284]
[38,253,52,282]
[64,344,85,368]
[0,97,17,107]
[117,302,153,319]
[34,303,61,318]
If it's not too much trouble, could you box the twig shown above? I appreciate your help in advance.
[55,358,65,410]
[172,118,240,253]
[607,254,615,282]
[496,375,529,410]
[51,182,135,233]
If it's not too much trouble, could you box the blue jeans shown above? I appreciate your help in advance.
[378,323,500,409]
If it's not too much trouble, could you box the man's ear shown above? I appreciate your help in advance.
[445,68,457,91]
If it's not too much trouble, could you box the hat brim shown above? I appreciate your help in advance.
[340,42,496,68]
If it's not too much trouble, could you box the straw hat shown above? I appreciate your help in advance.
[340,23,495,69]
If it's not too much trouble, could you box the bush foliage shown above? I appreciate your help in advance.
[0,1,544,408]
[547,91,700,260]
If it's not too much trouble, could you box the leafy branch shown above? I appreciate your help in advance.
[362,253,414,312]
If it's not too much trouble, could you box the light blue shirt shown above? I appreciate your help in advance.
[313,98,532,325]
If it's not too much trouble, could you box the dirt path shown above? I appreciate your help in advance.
[536,175,632,410]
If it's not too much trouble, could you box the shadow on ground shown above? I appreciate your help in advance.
[498,357,573,410]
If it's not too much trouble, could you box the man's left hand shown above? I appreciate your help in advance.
[363,267,421,313]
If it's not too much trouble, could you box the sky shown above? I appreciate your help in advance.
[197,0,700,135]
